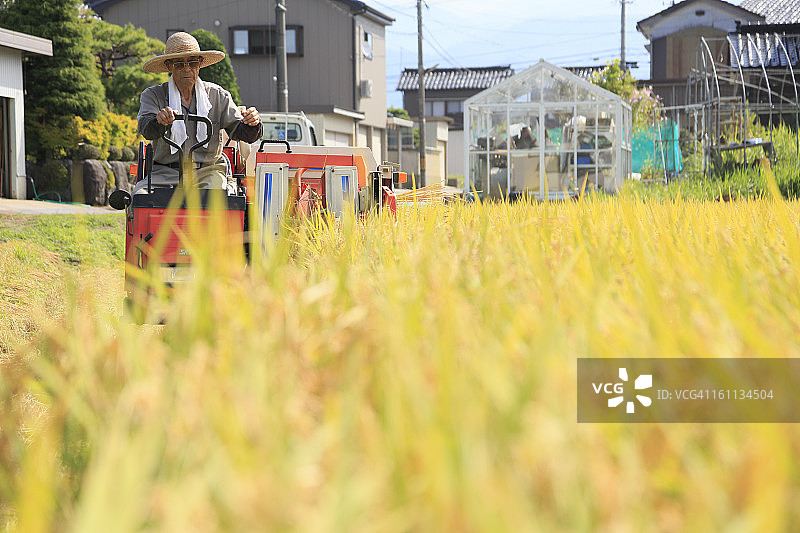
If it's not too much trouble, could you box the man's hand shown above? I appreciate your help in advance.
[240,106,260,127]
[156,107,176,126]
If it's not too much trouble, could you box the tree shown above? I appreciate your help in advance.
[84,14,166,116]
[0,0,104,119]
[0,0,105,159]
[387,107,419,147]
[387,107,411,120]
[191,29,242,105]
[592,59,661,129]
[591,59,636,101]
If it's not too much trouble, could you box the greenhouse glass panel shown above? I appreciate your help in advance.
[486,108,511,151]
[509,108,540,151]
[576,83,599,102]
[542,108,576,153]
[483,89,511,105]
[468,152,487,193]
[528,69,543,103]
[467,107,492,149]
[542,71,576,102]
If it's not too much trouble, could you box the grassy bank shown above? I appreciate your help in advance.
[0,214,124,354]
[1,199,799,532]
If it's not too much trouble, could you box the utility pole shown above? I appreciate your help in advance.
[276,0,288,112]
[620,0,627,70]
[416,0,426,187]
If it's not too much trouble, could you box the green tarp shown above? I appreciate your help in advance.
[632,120,682,173]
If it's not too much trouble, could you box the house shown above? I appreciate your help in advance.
[0,28,52,200]
[396,66,514,177]
[636,0,764,106]
[637,0,800,106]
[87,0,393,158]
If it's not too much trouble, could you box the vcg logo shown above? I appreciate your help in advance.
[592,368,653,414]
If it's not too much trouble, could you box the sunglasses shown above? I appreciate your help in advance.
[169,59,201,70]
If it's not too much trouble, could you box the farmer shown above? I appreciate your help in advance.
[135,32,262,192]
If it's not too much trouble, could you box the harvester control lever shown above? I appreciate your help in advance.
[258,139,292,153]
[159,114,214,187]
[162,114,213,154]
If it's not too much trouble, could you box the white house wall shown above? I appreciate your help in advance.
[370,128,382,162]
[644,1,761,41]
[0,47,25,199]
[355,16,387,130]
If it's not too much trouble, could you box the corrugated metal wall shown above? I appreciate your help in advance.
[0,48,25,199]
[0,48,24,96]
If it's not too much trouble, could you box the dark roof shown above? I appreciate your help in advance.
[564,63,637,80]
[85,0,121,13]
[336,0,394,24]
[730,31,800,67]
[396,66,514,92]
[564,66,605,80]
[739,0,800,24]
[86,0,393,24]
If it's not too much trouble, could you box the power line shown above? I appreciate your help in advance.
[422,25,465,69]
[368,0,417,19]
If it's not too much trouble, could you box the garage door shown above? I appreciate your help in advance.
[324,131,351,147]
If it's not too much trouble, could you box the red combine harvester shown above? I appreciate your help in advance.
[110,114,407,318]
[247,139,405,240]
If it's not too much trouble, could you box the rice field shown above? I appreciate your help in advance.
[1,192,799,532]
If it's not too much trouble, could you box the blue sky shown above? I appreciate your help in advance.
[375,0,677,108]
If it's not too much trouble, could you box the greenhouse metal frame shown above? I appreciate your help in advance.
[682,33,800,175]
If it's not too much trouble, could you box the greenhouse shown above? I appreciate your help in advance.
[464,60,633,199]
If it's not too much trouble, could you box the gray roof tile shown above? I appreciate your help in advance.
[564,65,610,80]
[396,66,514,91]
[739,0,800,24]
[730,31,800,67]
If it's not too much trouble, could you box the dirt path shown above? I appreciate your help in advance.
[0,199,120,215]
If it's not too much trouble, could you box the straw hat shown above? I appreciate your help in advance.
[142,32,225,73]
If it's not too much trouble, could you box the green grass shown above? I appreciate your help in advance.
[0,198,799,531]
[0,214,124,266]
[630,121,800,201]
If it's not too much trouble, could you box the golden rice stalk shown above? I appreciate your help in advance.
[395,180,459,204]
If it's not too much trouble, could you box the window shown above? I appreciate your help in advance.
[233,28,267,55]
[286,28,298,54]
[230,25,304,57]
[387,129,415,150]
[425,101,445,116]
[426,100,463,116]
[362,31,373,60]
[446,101,462,114]
[262,121,303,142]
[309,125,318,146]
